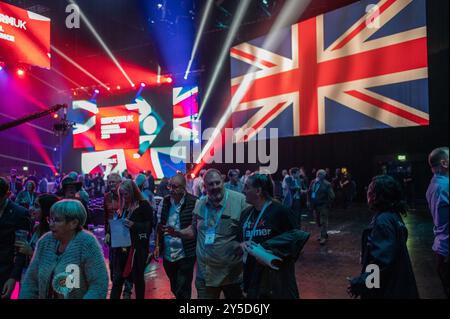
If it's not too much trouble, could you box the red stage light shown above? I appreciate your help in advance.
[53,113,59,119]
[116,85,121,90]
[166,77,173,84]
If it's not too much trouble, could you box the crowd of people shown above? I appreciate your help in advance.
[0,147,447,299]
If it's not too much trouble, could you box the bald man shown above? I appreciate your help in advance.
[426,147,449,297]
[156,174,198,299]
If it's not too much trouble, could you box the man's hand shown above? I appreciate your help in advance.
[162,225,180,238]
[14,241,33,257]
[240,241,255,254]
[153,246,160,260]
[1,279,16,299]
[346,277,359,299]
[104,233,111,245]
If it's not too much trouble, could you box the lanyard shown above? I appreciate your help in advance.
[204,191,228,229]
[312,181,320,195]
[243,200,272,243]
[27,192,34,206]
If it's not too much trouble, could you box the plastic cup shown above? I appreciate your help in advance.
[15,230,29,246]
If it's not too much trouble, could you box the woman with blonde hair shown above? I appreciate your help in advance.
[19,199,108,299]
[109,179,153,299]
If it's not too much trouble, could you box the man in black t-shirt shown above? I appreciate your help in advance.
[240,174,301,299]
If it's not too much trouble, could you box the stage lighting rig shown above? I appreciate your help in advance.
[53,106,76,136]
[0,104,67,132]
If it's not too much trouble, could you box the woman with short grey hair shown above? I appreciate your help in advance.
[20,199,109,299]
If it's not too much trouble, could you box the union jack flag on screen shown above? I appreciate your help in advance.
[230,0,429,142]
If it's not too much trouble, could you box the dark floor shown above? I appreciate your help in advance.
[128,204,446,299]
[296,204,446,299]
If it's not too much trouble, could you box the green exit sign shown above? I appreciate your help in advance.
[397,155,407,161]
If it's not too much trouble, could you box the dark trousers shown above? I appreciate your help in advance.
[313,205,329,240]
[163,256,196,299]
[110,248,147,299]
[0,277,12,299]
[291,198,302,228]
[436,253,449,297]
[196,277,243,299]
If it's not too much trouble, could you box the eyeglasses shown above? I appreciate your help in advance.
[46,216,65,224]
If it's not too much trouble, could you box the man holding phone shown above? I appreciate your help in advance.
[0,177,32,299]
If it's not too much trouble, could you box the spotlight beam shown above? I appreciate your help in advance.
[195,0,312,164]
[69,0,134,87]
[28,72,65,93]
[184,0,214,80]
[197,0,251,118]
[51,45,109,90]
[0,154,56,169]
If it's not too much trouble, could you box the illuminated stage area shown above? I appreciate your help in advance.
[0,0,448,305]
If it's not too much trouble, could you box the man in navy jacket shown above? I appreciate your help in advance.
[0,177,32,299]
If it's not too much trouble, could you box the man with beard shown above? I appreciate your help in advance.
[166,169,248,299]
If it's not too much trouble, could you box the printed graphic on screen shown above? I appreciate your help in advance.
[70,87,187,177]
[172,86,199,142]
[230,0,429,142]
[0,1,51,69]
[95,105,140,151]
[81,147,186,179]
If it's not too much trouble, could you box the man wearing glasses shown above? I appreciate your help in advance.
[155,174,198,299]
[166,169,249,299]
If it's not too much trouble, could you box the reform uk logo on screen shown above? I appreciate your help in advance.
[0,1,50,69]
[95,105,140,151]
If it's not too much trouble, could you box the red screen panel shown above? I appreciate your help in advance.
[95,105,140,151]
[0,1,51,69]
